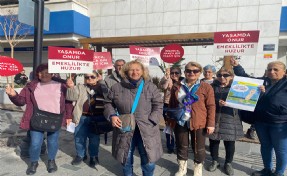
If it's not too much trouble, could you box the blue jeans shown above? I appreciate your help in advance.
[74,116,100,158]
[123,127,155,176]
[255,122,287,175]
[30,130,60,162]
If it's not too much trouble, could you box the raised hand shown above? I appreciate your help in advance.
[165,68,170,78]
[5,84,16,97]
[66,79,74,88]
[230,57,239,66]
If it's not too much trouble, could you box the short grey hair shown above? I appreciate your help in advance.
[114,59,126,65]
[203,65,216,73]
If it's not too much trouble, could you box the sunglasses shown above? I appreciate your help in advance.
[185,69,201,74]
[267,68,279,72]
[217,74,231,78]
[170,72,180,75]
[84,75,96,79]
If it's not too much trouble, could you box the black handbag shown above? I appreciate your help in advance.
[30,106,64,132]
[90,115,113,135]
[166,107,185,121]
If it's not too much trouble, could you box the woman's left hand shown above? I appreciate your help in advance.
[219,99,226,107]
[206,127,215,134]
[259,85,265,93]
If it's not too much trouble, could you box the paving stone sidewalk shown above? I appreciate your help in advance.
[0,108,285,176]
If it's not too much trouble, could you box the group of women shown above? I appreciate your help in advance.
[160,60,287,176]
[5,58,287,176]
[160,63,242,176]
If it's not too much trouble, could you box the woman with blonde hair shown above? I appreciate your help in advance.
[104,60,163,176]
[168,61,215,176]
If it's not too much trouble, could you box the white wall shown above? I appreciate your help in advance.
[87,0,283,77]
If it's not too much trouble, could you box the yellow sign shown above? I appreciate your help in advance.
[264,54,272,59]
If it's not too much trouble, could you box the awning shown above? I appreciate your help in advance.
[79,32,214,49]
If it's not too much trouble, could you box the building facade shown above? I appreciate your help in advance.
[0,0,287,78]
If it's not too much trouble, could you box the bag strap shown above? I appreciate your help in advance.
[131,80,144,114]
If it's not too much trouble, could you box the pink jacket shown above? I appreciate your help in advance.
[9,80,72,130]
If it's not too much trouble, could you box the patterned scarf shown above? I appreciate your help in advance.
[182,83,200,112]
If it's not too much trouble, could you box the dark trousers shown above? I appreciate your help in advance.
[163,103,175,151]
[209,139,235,163]
[174,123,206,163]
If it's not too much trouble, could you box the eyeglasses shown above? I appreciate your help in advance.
[185,69,201,74]
[170,72,180,75]
[267,68,279,72]
[204,71,213,74]
[217,74,231,78]
[84,75,96,79]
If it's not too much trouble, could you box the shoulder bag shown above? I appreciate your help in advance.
[30,106,64,132]
[118,80,144,133]
[30,92,64,132]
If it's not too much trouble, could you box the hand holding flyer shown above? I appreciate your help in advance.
[225,76,264,111]
[66,119,75,133]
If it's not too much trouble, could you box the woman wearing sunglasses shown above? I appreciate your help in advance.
[231,59,287,176]
[168,61,215,176]
[66,71,109,168]
[207,67,244,175]
[159,66,183,154]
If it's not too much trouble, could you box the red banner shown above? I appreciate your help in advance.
[214,30,259,43]
[93,52,113,70]
[48,46,94,61]
[48,46,94,73]
[213,30,260,56]
[129,45,161,66]
[130,45,160,55]
[0,56,23,76]
[160,44,184,63]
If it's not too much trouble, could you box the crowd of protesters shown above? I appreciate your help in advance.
[5,58,287,176]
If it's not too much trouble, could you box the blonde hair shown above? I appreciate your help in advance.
[267,61,286,70]
[185,61,203,72]
[217,67,234,76]
[120,60,150,81]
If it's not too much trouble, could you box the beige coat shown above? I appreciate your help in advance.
[159,76,173,104]
[66,80,108,124]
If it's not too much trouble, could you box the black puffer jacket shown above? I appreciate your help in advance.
[209,80,244,141]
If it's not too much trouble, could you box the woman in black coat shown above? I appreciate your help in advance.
[207,67,244,176]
